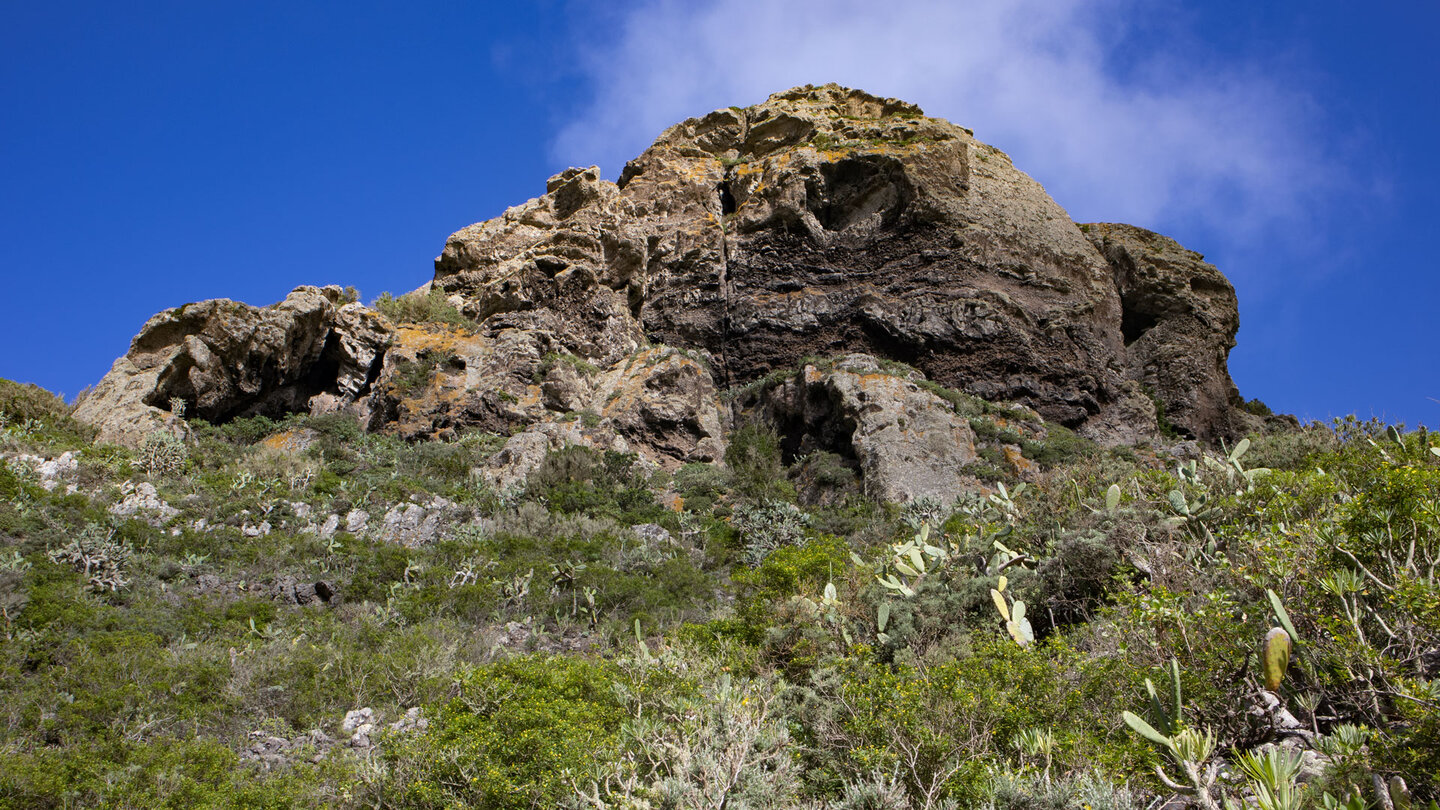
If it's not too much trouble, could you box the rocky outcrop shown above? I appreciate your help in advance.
[75,286,391,446]
[1084,223,1250,442]
[597,348,725,463]
[755,354,978,503]
[431,83,1165,441]
[77,84,1257,490]
[474,346,726,490]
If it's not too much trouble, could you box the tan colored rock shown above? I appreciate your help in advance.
[432,84,1168,438]
[597,347,725,464]
[76,286,392,446]
[626,85,1141,435]
[479,422,586,493]
[81,84,1258,467]
[1001,444,1038,481]
[362,323,546,440]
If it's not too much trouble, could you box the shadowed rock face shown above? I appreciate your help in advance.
[755,354,979,503]
[77,84,1255,499]
[1083,223,1252,443]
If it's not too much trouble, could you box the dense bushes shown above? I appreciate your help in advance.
[385,655,628,809]
[0,376,1437,807]
[0,379,94,450]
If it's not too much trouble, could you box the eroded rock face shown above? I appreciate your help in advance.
[597,348,725,464]
[76,286,392,446]
[432,84,1163,439]
[471,345,726,488]
[757,354,978,503]
[1084,223,1250,442]
[78,84,1255,484]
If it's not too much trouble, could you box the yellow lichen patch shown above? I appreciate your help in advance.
[393,324,484,357]
[1002,445,1035,477]
[259,429,309,453]
[601,348,706,418]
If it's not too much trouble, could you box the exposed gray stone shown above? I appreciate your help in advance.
[758,355,978,503]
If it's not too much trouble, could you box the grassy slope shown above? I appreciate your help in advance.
[0,375,1436,809]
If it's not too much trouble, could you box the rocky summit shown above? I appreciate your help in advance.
[76,84,1268,500]
[8,85,1438,807]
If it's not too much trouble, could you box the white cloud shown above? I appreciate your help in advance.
[552,0,1335,248]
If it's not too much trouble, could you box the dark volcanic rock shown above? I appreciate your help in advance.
[432,84,1162,441]
[1084,223,1250,442]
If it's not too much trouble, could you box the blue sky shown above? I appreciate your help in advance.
[2,1,1437,428]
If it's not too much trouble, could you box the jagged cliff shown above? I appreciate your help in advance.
[75,84,1262,500]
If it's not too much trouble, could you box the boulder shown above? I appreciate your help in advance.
[758,354,978,503]
[75,286,392,447]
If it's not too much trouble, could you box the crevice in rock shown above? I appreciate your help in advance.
[717,181,736,215]
[1119,298,1159,346]
[806,155,913,232]
[302,332,344,399]
[859,318,924,368]
[143,330,379,425]
[717,171,737,389]
[361,345,387,396]
[782,384,861,467]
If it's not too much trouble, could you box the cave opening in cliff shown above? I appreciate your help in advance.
[143,330,379,425]
[807,155,913,232]
[717,180,736,215]
[1120,300,1159,346]
[762,382,865,498]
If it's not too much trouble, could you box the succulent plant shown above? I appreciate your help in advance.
[989,576,1034,646]
[1263,626,1293,692]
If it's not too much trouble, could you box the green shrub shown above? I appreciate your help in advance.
[1241,397,1274,417]
[373,288,474,328]
[1023,424,1098,468]
[194,414,280,446]
[533,350,600,382]
[732,499,813,565]
[388,655,627,809]
[388,351,444,396]
[0,379,73,425]
[725,423,794,502]
[0,378,95,449]
[525,445,661,521]
[1032,530,1121,626]
[734,534,850,605]
[673,462,732,513]
[0,736,338,809]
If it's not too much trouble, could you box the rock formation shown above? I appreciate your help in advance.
[432,85,1160,441]
[75,84,1258,500]
[1083,223,1256,443]
[75,286,390,446]
[754,354,979,503]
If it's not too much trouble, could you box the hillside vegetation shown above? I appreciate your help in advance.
[0,374,1436,809]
